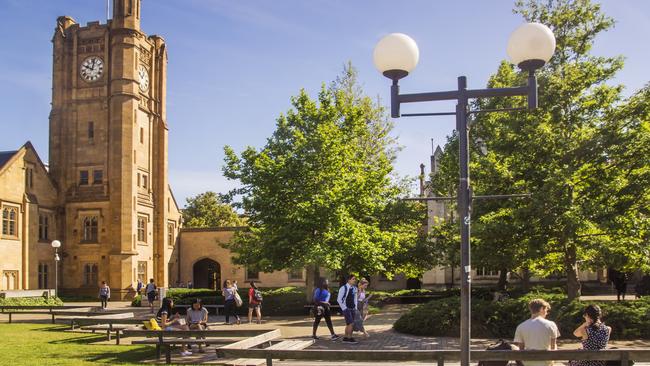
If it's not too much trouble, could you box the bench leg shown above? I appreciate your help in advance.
[52,314,55,324]
[266,357,273,366]
[165,346,171,364]
[156,344,161,359]
[116,331,120,345]
[107,330,111,341]
[8,313,12,324]
[437,356,444,366]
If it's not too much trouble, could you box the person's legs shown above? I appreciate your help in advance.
[323,308,336,335]
[224,300,232,324]
[255,306,261,324]
[248,307,253,324]
[312,313,323,337]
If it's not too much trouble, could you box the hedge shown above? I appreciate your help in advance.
[132,287,307,316]
[0,296,64,307]
[393,292,650,340]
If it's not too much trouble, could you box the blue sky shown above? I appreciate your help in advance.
[1,0,649,205]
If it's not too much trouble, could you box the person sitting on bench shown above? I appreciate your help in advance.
[186,298,209,353]
[157,297,192,357]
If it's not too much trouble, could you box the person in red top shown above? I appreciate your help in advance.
[248,281,262,324]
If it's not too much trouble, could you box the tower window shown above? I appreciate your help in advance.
[142,175,148,189]
[2,207,18,237]
[79,170,89,185]
[140,127,144,144]
[93,170,103,185]
[137,216,147,243]
[82,216,98,243]
[25,168,34,189]
[38,215,49,241]
[88,121,94,140]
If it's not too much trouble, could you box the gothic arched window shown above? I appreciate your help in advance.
[82,216,98,243]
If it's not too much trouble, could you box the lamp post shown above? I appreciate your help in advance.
[51,240,61,298]
[374,23,555,366]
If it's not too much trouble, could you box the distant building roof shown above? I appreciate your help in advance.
[0,150,19,170]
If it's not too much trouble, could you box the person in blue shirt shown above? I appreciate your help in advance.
[337,274,358,344]
[312,278,340,340]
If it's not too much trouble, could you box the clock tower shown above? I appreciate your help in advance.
[49,0,180,299]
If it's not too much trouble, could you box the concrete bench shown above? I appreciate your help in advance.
[65,311,136,329]
[224,339,314,366]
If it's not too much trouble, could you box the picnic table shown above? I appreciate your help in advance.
[123,328,276,364]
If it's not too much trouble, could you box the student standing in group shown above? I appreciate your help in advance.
[337,274,359,344]
[222,279,241,325]
[248,281,263,324]
[186,298,209,353]
[136,278,143,295]
[145,278,157,314]
[354,278,371,338]
[98,281,110,309]
[312,278,340,340]
[513,298,560,366]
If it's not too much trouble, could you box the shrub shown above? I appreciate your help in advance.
[0,296,63,307]
[165,287,306,316]
[394,293,650,340]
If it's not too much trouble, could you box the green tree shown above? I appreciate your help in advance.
[183,191,243,228]
[222,64,431,298]
[430,0,650,299]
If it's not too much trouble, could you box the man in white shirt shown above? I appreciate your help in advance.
[513,298,560,366]
[337,275,358,344]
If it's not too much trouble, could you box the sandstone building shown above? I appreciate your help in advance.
[0,0,182,299]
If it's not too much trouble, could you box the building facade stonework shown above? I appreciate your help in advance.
[0,0,181,299]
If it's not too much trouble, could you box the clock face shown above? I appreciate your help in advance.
[138,65,149,92]
[80,56,104,82]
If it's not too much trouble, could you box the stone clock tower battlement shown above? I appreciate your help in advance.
[48,0,181,299]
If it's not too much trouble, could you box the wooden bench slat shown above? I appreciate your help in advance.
[220,329,281,350]
[265,340,314,351]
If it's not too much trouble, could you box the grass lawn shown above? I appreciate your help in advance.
[0,324,156,365]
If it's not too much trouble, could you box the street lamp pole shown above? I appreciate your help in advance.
[374,24,555,366]
[51,240,61,298]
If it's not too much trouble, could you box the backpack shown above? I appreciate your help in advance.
[253,289,263,302]
[477,340,523,366]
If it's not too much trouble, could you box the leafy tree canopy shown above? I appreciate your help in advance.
[183,191,244,228]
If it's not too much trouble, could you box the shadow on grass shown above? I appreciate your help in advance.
[82,346,157,364]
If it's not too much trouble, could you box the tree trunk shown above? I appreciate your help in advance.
[497,267,509,291]
[565,242,581,301]
[304,264,320,302]
[521,268,531,292]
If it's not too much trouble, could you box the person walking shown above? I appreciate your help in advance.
[353,278,371,338]
[98,281,110,309]
[248,281,262,324]
[312,278,340,340]
[145,278,157,314]
[513,298,560,366]
[337,274,359,344]
[612,271,628,301]
[222,279,241,325]
[136,278,143,295]
[568,305,611,366]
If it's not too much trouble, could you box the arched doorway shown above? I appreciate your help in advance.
[193,259,221,290]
